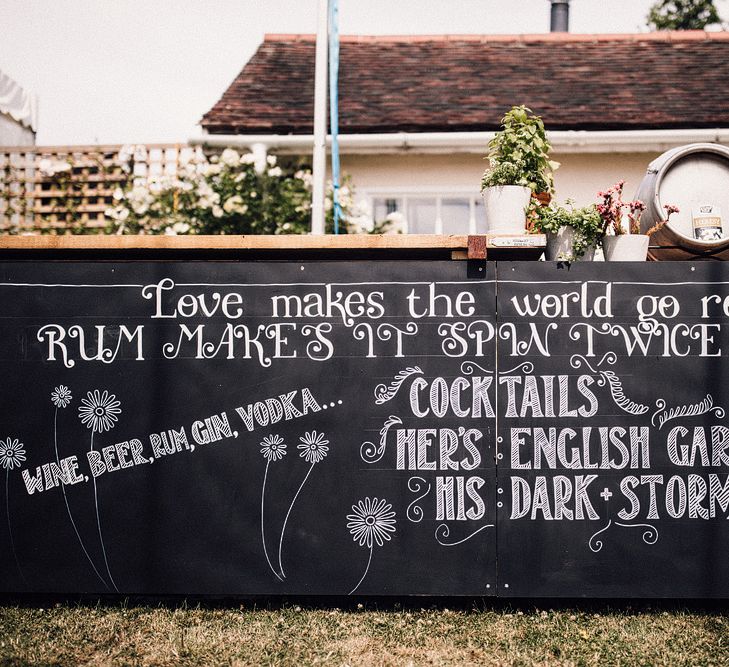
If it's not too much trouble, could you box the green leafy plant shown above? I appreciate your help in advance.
[647,0,722,30]
[480,105,558,195]
[533,200,603,260]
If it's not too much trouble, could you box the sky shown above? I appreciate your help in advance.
[2,0,728,145]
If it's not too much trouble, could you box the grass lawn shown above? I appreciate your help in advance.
[0,600,727,665]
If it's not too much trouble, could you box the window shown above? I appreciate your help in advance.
[370,191,482,234]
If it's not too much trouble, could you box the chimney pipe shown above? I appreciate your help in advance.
[550,0,570,32]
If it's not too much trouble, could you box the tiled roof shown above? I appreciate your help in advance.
[201,31,729,135]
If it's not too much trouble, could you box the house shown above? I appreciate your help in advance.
[0,69,37,146]
[199,31,729,234]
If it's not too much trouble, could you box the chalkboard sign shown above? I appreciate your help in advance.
[0,260,497,596]
[0,259,728,597]
[497,262,729,598]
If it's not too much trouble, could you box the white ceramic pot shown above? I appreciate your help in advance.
[603,234,649,261]
[545,227,596,261]
[481,185,531,234]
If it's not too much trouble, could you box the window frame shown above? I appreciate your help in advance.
[363,187,482,234]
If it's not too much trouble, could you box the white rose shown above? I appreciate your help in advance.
[172,222,190,234]
[266,155,277,166]
[197,181,213,197]
[212,205,224,218]
[241,153,256,165]
[267,166,282,178]
[113,188,124,201]
[223,195,243,214]
[221,148,240,167]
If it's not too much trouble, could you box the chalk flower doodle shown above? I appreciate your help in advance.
[347,497,397,548]
[278,430,330,578]
[78,389,121,592]
[347,497,396,594]
[0,438,25,470]
[50,385,72,409]
[260,434,287,462]
[78,390,122,433]
[52,386,108,589]
[259,434,285,581]
[297,430,329,464]
[1,437,26,583]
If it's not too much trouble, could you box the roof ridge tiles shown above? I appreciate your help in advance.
[263,30,728,44]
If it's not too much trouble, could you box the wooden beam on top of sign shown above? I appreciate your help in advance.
[0,234,470,251]
[467,234,546,260]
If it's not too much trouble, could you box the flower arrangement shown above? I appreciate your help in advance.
[106,148,385,236]
[597,181,679,236]
[480,105,559,195]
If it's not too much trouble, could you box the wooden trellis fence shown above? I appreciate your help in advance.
[0,143,195,233]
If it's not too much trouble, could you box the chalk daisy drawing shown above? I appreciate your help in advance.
[259,434,286,581]
[347,497,396,595]
[51,387,109,589]
[1,437,27,583]
[51,385,72,409]
[296,430,329,464]
[260,434,287,463]
[0,438,25,471]
[79,389,122,592]
[278,430,329,578]
[78,390,122,433]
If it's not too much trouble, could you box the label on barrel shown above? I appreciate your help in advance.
[692,204,723,241]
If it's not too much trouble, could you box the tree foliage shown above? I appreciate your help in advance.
[647,0,722,30]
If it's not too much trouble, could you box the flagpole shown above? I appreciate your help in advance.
[328,0,341,234]
[311,0,329,235]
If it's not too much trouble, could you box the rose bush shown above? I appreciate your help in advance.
[106,147,388,235]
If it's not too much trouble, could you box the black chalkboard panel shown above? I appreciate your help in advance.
[496,262,729,598]
[0,260,497,596]
[3,258,729,598]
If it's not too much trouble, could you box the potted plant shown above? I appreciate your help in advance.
[534,200,603,261]
[598,181,679,261]
[480,105,558,234]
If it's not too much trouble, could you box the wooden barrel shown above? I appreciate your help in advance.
[636,143,729,260]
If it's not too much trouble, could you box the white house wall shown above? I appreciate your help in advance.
[341,151,662,208]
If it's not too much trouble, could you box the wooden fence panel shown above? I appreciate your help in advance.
[0,144,185,233]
